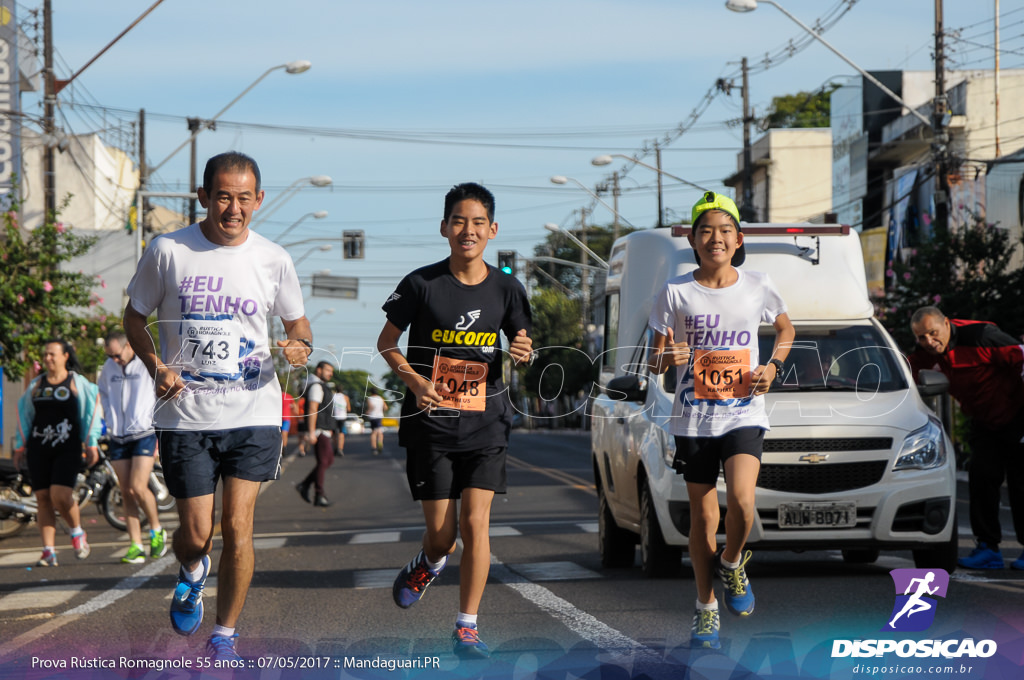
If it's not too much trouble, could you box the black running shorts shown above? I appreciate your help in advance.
[158,427,282,498]
[672,427,765,485]
[405,445,507,501]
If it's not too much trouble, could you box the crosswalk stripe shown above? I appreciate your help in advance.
[350,531,401,545]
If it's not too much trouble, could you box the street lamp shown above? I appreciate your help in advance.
[724,0,931,128]
[293,243,333,266]
[147,60,313,176]
[273,210,329,244]
[252,175,333,229]
[309,308,335,323]
[591,154,708,192]
[543,223,609,269]
[549,175,634,228]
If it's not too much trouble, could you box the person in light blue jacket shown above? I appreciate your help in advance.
[14,339,102,567]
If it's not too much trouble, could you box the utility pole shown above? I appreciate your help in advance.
[933,0,949,237]
[43,0,56,216]
[187,117,201,224]
[579,208,590,328]
[611,171,621,240]
[655,142,664,228]
[741,57,756,222]
[995,0,1001,158]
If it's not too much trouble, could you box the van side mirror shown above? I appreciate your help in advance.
[606,374,647,403]
[916,369,950,397]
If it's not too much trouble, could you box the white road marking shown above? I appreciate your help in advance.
[0,556,173,660]
[506,561,601,582]
[353,569,398,589]
[489,526,522,537]
[350,531,401,544]
[490,557,662,667]
[0,584,88,612]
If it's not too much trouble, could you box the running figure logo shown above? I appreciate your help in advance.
[883,568,949,632]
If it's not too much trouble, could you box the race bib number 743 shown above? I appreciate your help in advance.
[693,349,751,400]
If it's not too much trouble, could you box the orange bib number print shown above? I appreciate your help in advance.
[693,349,750,400]
[432,356,488,411]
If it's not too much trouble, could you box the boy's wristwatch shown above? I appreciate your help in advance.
[768,358,785,379]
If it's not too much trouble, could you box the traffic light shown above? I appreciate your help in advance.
[497,250,516,275]
[343,230,365,259]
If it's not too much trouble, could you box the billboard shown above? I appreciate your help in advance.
[0,2,18,200]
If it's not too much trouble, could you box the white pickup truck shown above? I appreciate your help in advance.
[590,223,957,577]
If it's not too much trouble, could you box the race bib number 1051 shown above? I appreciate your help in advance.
[693,349,750,400]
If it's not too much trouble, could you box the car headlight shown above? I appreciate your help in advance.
[893,419,947,471]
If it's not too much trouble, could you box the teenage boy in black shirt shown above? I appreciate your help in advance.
[377,182,533,658]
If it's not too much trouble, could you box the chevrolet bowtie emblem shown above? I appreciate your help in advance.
[799,453,829,464]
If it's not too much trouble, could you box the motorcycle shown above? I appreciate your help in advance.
[98,461,175,532]
[0,445,175,538]
[0,458,35,538]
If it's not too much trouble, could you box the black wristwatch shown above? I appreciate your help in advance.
[768,358,785,380]
[296,338,313,352]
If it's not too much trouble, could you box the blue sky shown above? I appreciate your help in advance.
[29,0,1016,376]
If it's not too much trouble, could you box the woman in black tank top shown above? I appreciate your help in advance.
[14,340,100,566]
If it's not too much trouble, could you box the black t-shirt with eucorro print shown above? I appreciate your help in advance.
[382,258,532,451]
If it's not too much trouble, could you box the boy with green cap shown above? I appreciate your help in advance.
[647,191,794,649]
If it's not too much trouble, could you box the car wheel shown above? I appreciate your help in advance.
[912,513,958,573]
[841,549,880,564]
[599,487,636,568]
[640,481,683,578]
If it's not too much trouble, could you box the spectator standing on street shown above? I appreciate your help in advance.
[365,388,387,454]
[331,388,351,456]
[909,306,1024,570]
[379,182,533,658]
[98,329,166,564]
[296,362,338,507]
[124,151,312,661]
[648,192,793,650]
[14,339,102,566]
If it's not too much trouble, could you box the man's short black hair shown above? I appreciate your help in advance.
[203,152,261,194]
[315,360,333,372]
[444,182,495,223]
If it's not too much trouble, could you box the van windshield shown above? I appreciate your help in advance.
[759,325,908,393]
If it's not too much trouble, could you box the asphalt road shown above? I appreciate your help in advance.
[0,430,1022,680]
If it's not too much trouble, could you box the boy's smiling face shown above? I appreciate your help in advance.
[689,209,742,267]
[441,198,497,261]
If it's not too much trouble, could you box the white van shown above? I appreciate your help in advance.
[590,224,957,577]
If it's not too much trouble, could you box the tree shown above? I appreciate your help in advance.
[521,288,594,410]
[761,83,839,130]
[879,212,1023,349]
[0,194,110,380]
[530,222,636,294]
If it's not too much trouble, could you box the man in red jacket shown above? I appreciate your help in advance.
[909,306,1024,570]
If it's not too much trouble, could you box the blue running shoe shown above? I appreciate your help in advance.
[206,634,241,662]
[170,555,210,636]
[690,608,721,649]
[715,549,755,616]
[452,623,490,659]
[392,550,444,609]
[1011,551,1024,571]
[958,542,1004,570]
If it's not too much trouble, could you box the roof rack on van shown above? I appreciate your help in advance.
[670,223,851,266]
[670,223,850,238]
